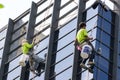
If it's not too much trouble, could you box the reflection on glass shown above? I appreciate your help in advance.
[101,31,110,46]
[8,56,20,72]
[101,19,111,34]
[7,66,21,80]
[86,16,98,31]
[59,18,77,38]
[86,7,98,20]
[55,67,72,80]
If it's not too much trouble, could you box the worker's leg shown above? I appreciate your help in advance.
[87,41,95,65]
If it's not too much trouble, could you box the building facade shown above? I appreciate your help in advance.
[0,0,119,80]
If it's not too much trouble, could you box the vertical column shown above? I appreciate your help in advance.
[0,19,14,80]
[72,0,86,80]
[44,0,61,80]
[112,0,120,80]
[20,2,37,80]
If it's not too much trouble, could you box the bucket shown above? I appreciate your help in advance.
[80,45,92,59]
[19,54,29,67]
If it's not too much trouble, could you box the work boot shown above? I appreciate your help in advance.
[87,61,95,65]
[88,68,93,73]
[35,70,41,76]
[80,63,86,68]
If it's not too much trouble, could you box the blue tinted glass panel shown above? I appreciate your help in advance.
[102,20,112,34]
[55,55,73,74]
[7,66,21,80]
[8,56,20,71]
[57,31,75,50]
[86,16,98,31]
[102,10,112,22]
[59,19,77,38]
[87,28,97,42]
[56,44,74,62]
[0,29,7,39]
[0,39,5,49]
[117,68,120,80]
[100,44,110,59]
[97,16,113,35]
[98,57,109,73]
[86,7,98,20]
[34,37,49,59]
[101,31,110,46]
[96,70,110,80]
[55,67,72,80]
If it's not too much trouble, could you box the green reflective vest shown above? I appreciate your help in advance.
[76,28,88,44]
[22,42,33,54]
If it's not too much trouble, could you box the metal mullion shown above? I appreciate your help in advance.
[33,25,50,37]
[51,52,73,67]
[0,19,14,80]
[35,14,52,28]
[37,3,53,17]
[72,0,86,80]
[50,65,72,80]
[20,2,38,80]
[12,21,28,34]
[59,6,78,20]
[60,0,73,10]
[10,32,26,45]
[44,0,61,80]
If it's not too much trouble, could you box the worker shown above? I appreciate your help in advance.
[75,22,95,71]
[19,39,43,76]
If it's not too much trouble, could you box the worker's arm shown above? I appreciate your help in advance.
[84,29,93,41]
[25,43,34,48]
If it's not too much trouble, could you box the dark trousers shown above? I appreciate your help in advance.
[28,50,45,71]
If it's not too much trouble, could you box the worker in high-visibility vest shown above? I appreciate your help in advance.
[75,22,95,70]
[19,39,43,76]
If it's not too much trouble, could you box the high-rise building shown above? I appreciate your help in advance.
[0,0,120,80]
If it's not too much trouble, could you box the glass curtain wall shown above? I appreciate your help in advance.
[81,4,116,80]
